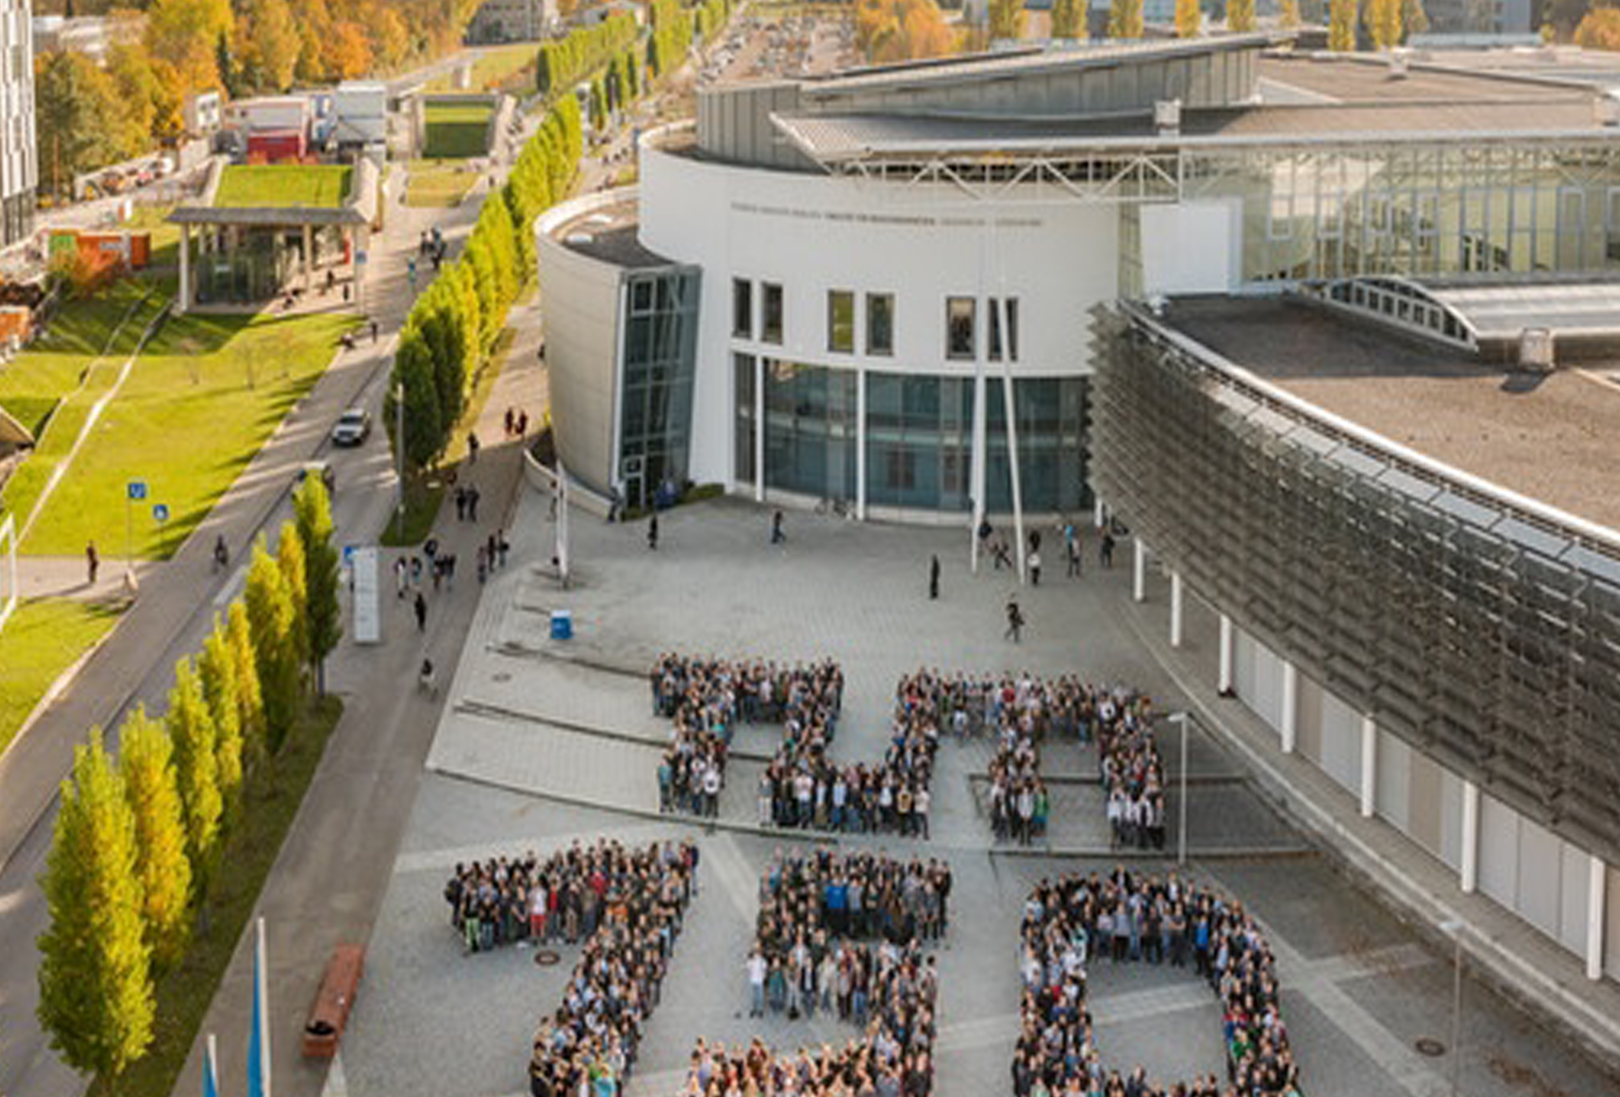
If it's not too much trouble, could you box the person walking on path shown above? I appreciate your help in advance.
[395,556,408,598]
[467,485,481,523]
[647,513,659,551]
[1100,530,1116,569]
[929,555,940,600]
[414,590,428,632]
[1005,597,1024,643]
[1067,534,1082,579]
[1029,549,1042,586]
[85,542,98,585]
[771,510,785,545]
[467,431,480,465]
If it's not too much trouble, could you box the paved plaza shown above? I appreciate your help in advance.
[335,492,1620,1097]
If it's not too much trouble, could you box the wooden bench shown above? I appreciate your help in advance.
[301,943,365,1058]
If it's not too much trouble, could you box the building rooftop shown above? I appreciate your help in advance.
[553,200,675,269]
[1157,294,1620,538]
[1252,51,1578,103]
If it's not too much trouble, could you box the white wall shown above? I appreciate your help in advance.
[1140,199,1240,295]
[640,143,1118,486]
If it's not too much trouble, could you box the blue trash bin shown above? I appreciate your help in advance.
[550,610,573,641]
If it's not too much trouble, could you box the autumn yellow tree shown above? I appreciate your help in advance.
[1175,0,1201,36]
[1364,0,1401,48]
[1227,0,1255,31]
[234,0,300,92]
[1329,0,1356,49]
[1051,0,1087,37]
[856,0,957,62]
[1279,0,1302,26]
[145,0,233,91]
[324,20,374,79]
[1575,6,1620,48]
[989,0,1026,39]
[1108,0,1143,38]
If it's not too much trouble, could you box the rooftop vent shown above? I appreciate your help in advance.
[1154,99,1182,137]
[1518,327,1555,373]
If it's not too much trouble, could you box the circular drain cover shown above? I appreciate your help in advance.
[534,949,561,967]
[493,672,512,683]
[1414,1037,1446,1057]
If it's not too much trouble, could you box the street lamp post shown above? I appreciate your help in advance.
[1169,711,1190,864]
[1440,918,1465,1097]
[394,381,405,543]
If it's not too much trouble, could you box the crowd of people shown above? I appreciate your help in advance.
[441,839,699,1097]
[1014,869,1302,1097]
[651,655,845,819]
[1096,695,1166,852]
[693,850,946,1097]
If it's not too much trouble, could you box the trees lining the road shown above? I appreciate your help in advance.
[37,483,343,1091]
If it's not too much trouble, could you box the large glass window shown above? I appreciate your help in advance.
[762,361,857,502]
[865,372,973,512]
[762,282,783,344]
[734,353,756,485]
[984,377,1089,515]
[988,297,1019,362]
[619,269,700,511]
[827,290,855,353]
[946,297,975,360]
[732,278,752,338]
[866,293,894,356]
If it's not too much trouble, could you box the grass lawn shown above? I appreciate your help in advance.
[19,310,355,558]
[125,204,182,270]
[87,695,343,1097]
[214,165,353,209]
[0,598,124,756]
[379,474,446,547]
[0,281,150,437]
[405,159,480,207]
[422,99,494,159]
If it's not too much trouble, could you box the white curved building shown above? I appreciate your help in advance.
[541,34,1620,521]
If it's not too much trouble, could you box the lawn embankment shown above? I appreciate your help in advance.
[84,695,344,1097]
[0,280,150,439]
[427,43,537,93]
[422,100,495,159]
[406,159,481,207]
[19,310,355,558]
[0,598,124,756]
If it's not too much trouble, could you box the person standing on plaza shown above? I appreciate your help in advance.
[771,510,785,545]
[85,541,98,585]
[414,590,427,632]
[1101,529,1116,569]
[746,948,768,1018]
[1005,597,1024,643]
[1029,549,1042,586]
[395,556,408,598]
[467,485,481,523]
[1067,532,1083,578]
[929,555,940,600]
[648,513,659,551]
[467,431,480,464]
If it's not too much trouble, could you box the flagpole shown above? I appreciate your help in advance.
[250,916,272,1097]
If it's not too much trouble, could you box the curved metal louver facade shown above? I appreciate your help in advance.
[1090,303,1620,866]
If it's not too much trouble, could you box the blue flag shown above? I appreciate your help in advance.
[203,1033,219,1097]
[248,917,271,1097]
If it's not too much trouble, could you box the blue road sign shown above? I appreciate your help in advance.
[127,480,148,501]
[152,503,169,523]
[342,544,359,566]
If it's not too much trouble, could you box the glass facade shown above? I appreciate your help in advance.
[866,293,894,356]
[762,282,783,343]
[762,359,858,501]
[740,361,1089,514]
[1177,143,1620,284]
[619,268,700,510]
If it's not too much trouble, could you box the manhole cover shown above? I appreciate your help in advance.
[534,949,561,966]
[492,672,512,683]
[1414,1037,1447,1057]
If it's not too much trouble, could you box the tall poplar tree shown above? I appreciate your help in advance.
[277,520,310,675]
[1108,0,1144,39]
[246,537,300,752]
[118,707,192,969]
[228,601,267,769]
[37,729,155,1080]
[1051,0,1087,38]
[294,478,342,695]
[989,0,1027,39]
[169,657,223,872]
[1365,0,1401,48]
[1227,0,1256,31]
[1329,0,1357,50]
[1175,0,1201,36]
[198,620,245,818]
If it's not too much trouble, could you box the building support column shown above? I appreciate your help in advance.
[1587,854,1606,981]
[855,367,867,520]
[1217,614,1234,696]
[1094,496,1105,528]
[1133,538,1147,602]
[1280,660,1298,754]
[178,222,191,314]
[1169,570,1183,648]
[1460,780,1480,894]
[1359,714,1377,818]
[970,369,987,573]
[753,355,764,504]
